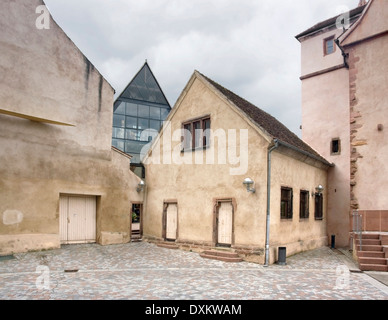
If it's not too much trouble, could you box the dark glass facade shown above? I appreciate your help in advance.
[112,62,171,167]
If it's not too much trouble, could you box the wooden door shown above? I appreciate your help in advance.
[60,195,96,244]
[217,201,233,246]
[166,203,178,240]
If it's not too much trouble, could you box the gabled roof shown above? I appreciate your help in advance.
[116,61,170,107]
[198,72,331,166]
[143,71,331,167]
[295,4,367,40]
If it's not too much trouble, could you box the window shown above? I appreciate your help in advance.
[182,116,211,151]
[331,138,341,155]
[281,187,293,220]
[300,190,309,219]
[324,36,335,55]
[315,194,323,220]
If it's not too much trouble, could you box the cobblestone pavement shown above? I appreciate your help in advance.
[0,242,387,300]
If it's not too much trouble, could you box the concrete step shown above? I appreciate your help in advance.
[355,234,380,240]
[356,245,383,252]
[200,253,243,263]
[356,239,381,246]
[156,242,179,250]
[359,264,388,272]
[358,257,387,266]
[357,251,385,258]
[202,250,239,258]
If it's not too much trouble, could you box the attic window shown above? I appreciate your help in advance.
[182,116,211,151]
[324,36,335,55]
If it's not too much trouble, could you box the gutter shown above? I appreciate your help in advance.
[276,139,333,168]
[264,139,279,267]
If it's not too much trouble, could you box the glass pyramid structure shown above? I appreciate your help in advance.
[112,62,171,169]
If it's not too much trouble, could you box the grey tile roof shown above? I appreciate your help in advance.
[295,4,366,40]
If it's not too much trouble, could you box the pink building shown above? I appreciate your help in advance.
[296,0,388,270]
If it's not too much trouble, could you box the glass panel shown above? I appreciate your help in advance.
[113,114,125,128]
[183,124,192,150]
[203,118,211,147]
[112,138,124,151]
[126,116,137,129]
[150,120,161,131]
[138,105,150,118]
[125,140,149,154]
[138,118,149,130]
[150,107,161,120]
[193,121,201,148]
[161,108,170,120]
[124,83,143,100]
[112,127,125,139]
[155,91,167,105]
[125,129,139,141]
[114,101,126,115]
[139,129,158,142]
[126,103,138,117]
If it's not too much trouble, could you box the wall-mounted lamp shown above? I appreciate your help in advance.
[243,178,256,193]
[136,180,146,193]
[312,185,324,197]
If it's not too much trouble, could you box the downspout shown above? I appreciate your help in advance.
[335,33,349,69]
[264,139,279,267]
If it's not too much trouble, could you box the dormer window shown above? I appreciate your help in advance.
[324,36,335,55]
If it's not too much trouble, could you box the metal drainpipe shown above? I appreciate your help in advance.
[335,36,349,69]
[264,139,279,267]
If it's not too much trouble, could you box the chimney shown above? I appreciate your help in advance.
[358,0,367,6]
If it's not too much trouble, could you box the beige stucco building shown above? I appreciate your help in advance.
[296,0,388,248]
[143,71,331,265]
[0,0,144,255]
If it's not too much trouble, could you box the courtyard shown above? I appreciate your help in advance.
[0,242,387,300]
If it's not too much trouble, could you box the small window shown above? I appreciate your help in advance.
[331,138,341,155]
[315,194,323,220]
[281,187,293,220]
[300,191,309,219]
[324,36,335,55]
[182,116,211,151]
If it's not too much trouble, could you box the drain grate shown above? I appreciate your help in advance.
[64,269,79,273]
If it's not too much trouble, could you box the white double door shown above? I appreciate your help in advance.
[60,195,96,244]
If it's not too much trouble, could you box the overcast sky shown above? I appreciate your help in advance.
[44,0,360,136]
